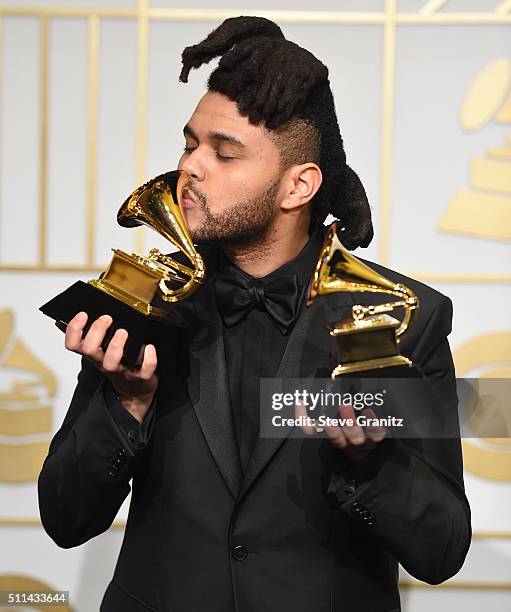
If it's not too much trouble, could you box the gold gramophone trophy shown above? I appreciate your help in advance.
[40,170,205,366]
[308,223,419,377]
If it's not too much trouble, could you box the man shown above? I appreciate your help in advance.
[38,17,471,612]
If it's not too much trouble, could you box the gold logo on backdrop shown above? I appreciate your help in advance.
[454,332,511,481]
[437,58,511,240]
[0,309,56,482]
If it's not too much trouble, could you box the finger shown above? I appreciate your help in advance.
[324,423,348,449]
[360,408,387,443]
[338,404,366,446]
[81,314,112,360]
[64,311,88,351]
[137,344,158,381]
[295,400,316,436]
[102,328,128,373]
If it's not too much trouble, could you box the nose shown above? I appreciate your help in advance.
[179,148,206,182]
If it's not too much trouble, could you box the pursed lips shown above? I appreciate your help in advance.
[181,187,199,209]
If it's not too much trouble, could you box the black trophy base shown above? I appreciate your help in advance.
[40,281,164,367]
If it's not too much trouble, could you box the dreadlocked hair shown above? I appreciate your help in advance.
[180,16,373,250]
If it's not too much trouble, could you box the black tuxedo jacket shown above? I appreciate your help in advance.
[38,243,471,612]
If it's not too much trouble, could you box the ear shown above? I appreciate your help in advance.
[279,163,322,211]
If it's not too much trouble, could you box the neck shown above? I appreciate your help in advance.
[222,216,310,278]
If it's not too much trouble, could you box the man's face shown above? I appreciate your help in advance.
[177,91,283,244]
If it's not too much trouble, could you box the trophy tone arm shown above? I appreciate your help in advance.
[350,283,419,338]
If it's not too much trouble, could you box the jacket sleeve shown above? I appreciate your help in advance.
[37,357,156,549]
[327,295,472,584]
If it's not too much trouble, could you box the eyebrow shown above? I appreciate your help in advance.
[183,124,246,148]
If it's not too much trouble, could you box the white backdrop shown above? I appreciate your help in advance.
[0,1,510,610]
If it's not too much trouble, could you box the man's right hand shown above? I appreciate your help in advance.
[63,311,158,423]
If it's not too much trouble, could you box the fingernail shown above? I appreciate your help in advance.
[100,314,112,322]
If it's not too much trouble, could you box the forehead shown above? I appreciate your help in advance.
[186,91,273,147]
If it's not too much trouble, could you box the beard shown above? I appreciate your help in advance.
[187,178,281,247]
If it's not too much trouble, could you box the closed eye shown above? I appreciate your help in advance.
[216,152,236,161]
[183,145,236,161]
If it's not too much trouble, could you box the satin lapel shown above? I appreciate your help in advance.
[239,290,355,499]
[186,280,242,499]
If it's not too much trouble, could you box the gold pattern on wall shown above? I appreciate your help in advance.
[0,575,71,611]
[454,331,511,481]
[438,58,511,241]
[0,309,57,482]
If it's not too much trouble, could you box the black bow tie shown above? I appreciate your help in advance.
[214,271,302,334]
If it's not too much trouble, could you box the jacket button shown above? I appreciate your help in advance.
[232,545,248,561]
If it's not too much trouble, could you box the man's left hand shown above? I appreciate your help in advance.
[295,402,386,462]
